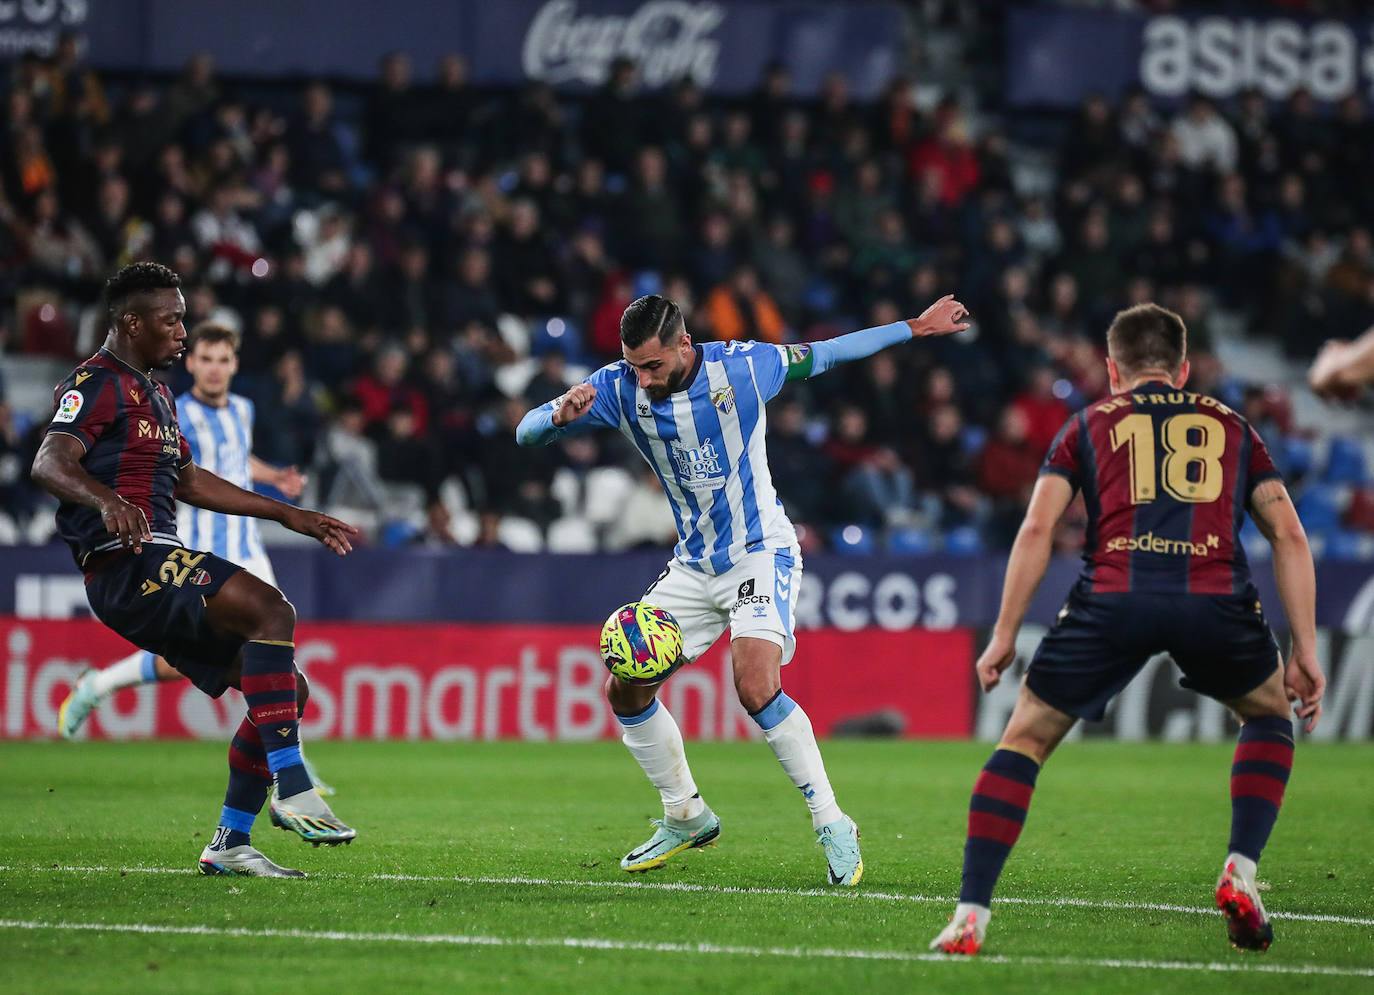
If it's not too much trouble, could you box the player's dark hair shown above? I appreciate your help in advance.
[619,295,684,349]
[104,261,181,330]
[188,322,240,354]
[1106,303,1187,377]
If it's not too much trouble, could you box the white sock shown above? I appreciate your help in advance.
[953,902,990,938]
[1226,852,1258,881]
[753,692,844,830]
[616,699,706,824]
[90,651,158,697]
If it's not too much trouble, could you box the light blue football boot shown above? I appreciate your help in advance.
[57,668,105,740]
[620,808,721,872]
[816,815,863,885]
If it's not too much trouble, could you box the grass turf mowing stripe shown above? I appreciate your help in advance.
[9,865,1373,928]
[0,918,1371,978]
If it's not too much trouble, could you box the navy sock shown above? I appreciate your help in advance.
[241,640,313,798]
[959,749,1040,906]
[1229,715,1294,864]
[214,715,271,849]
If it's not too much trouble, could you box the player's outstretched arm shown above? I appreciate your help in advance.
[1248,478,1324,731]
[31,433,152,552]
[249,454,307,500]
[788,294,970,382]
[976,474,1075,692]
[176,462,356,555]
[1309,326,1374,400]
[516,382,599,446]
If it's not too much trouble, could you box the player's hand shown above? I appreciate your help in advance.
[274,465,308,500]
[283,507,358,556]
[906,294,971,338]
[975,631,1018,693]
[552,383,597,427]
[99,495,152,554]
[1283,647,1325,733]
[1308,340,1360,401]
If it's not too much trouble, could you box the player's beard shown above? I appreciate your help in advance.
[646,361,687,402]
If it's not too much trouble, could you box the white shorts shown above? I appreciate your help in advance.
[237,550,277,587]
[641,548,801,665]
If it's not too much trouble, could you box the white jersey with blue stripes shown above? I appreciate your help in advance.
[175,391,266,564]
[577,340,797,575]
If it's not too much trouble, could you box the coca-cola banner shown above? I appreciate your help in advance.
[2,618,973,741]
[68,0,902,99]
[1007,7,1374,108]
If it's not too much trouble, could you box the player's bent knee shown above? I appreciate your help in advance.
[604,673,656,715]
[733,671,781,714]
[251,594,296,640]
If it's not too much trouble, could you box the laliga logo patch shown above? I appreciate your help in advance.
[189,569,212,586]
[710,385,734,415]
[53,390,84,424]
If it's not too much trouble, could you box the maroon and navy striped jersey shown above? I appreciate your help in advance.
[1041,381,1281,595]
[45,349,192,567]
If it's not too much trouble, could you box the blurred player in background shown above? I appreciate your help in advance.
[519,292,969,885]
[34,263,356,877]
[56,325,332,790]
[1309,326,1374,400]
[931,304,1324,956]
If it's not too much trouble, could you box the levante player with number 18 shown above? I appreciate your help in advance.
[930,303,1326,956]
[30,262,358,878]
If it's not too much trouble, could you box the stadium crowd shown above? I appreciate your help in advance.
[1,29,1372,554]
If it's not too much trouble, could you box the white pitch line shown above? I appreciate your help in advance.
[7,864,1373,928]
[0,918,1370,979]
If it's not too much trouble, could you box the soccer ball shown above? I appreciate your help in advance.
[599,602,686,686]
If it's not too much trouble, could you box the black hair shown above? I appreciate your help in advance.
[104,261,181,331]
[619,294,684,349]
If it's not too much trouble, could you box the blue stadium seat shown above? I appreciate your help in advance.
[1282,435,1314,480]
[632,270,662,299]
[1324,435,1368,484]
[1323,530,1368,560]
[831,524,876,555]
[1295,484,1345,533]
[889,527,934,555]
[1238,518,1271,561]
[528,316,583,360]
[381,520,421,547]
[944,525,984,557]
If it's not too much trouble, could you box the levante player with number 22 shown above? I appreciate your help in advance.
[930,303,1326,956]
[30,262,358,878]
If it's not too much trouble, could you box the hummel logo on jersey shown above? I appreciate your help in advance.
[140,579,162,596]
[75,370,92,385]
[277,727,291,737]
[637,401,650,417]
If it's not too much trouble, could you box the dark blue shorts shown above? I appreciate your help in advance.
[85,544,246,698]
[1025,580,1281,722]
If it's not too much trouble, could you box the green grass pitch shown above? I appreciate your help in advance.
[1,739,1370,993]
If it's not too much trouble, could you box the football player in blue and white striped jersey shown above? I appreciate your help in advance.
[57,324,330,792]
[519,292,969,884]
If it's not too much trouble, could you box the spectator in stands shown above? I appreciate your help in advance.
[824,404,916,528]
[978,405,1042,545]
[1171,94,1238,175]
[354,342,427,434]
[704,264,786,344]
